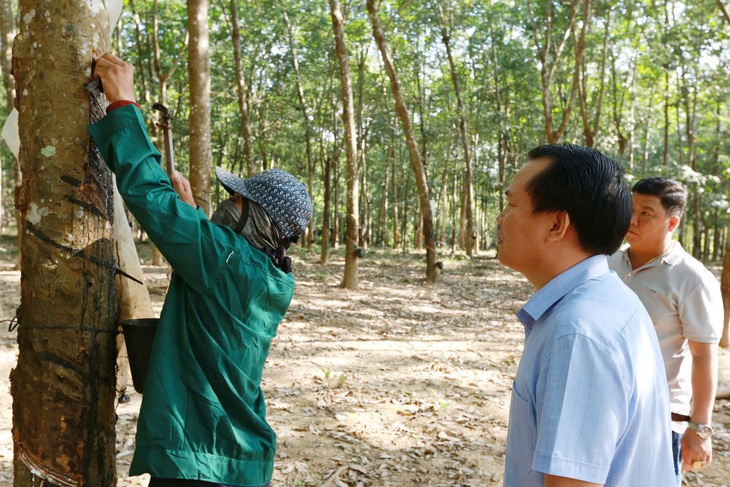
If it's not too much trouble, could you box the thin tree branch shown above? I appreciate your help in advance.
[718,0,730,25]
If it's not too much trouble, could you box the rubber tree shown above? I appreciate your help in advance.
[150,0,188,264]
[188,0,211,215]
[230,0,255,176]
[526,0,582,144]
[722,223,730,348]
[438,5,475,256]
[367,0,439,282]
[284,11,316,247]
[720,2,730,344]
[11,2,117,485]
[329,0,359,289]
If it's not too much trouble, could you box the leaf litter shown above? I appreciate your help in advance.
[0,250,728,485]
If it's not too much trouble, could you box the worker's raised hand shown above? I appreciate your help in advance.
[93,53,136,105]
[170,171,196,208]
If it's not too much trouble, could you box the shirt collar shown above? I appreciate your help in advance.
[620,241,682,269]
[517,254,609,331]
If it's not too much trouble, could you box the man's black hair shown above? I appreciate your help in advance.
[631,177,687,218]
[525,144,631,256]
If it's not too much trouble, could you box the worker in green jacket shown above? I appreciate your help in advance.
[89,53,313,487]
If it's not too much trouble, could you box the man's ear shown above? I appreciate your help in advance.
[547,210,571,242]
[667,214,681,232]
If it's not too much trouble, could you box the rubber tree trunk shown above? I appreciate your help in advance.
[719,0,730,24]
[439,16,475,256]
[367,0,439,282]
[11,2,117,485]
[332,151,340,249]
[526,0,581,144]
[230,0,255,176]
[390,140,399,250]
[188,0,211,215]
[284,12,316,246]
[356,51,369,250]
[320,141,340,264]
[320,153,332,264]
[151,0,188,265]
[720,219,730,348]
[330,0,359,290]
[380,163,389,247]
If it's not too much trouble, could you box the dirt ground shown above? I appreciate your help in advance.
[0,236,729,486]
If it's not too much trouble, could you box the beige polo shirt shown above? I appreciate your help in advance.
[608,242,723,432]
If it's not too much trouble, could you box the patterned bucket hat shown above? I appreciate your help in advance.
[215,166,313,239]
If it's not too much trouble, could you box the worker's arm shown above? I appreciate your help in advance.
[88,54,233,290]
[170,171,196,208]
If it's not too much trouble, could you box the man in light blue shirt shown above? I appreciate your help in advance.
[497,144,674,487]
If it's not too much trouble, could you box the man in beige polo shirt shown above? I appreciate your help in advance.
[608,177,723,486]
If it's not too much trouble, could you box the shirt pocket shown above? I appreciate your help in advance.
[506,381,537,473]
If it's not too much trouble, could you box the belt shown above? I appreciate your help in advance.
[671,412,691,422]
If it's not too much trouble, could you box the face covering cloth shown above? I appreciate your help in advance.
[211,197,291,273]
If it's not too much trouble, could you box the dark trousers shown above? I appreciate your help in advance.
[672,431,682,487]
[149,478,270,487]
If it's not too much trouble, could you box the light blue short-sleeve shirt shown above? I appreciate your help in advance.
[504,255,674,487]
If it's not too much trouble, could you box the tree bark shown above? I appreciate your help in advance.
[609,49,635,159]
[718,0,730,25]
[12,2,117,485]
[128,0,151,105]
[662,0,671,167]
[577,1,610,148]
[488,18,508,214]
[451,167,458,253]
[231,0,255,176]
[150,0,188,265]
[390,141,399,250]
[257,92,271,170]
[284,12,316,246]
[380,161,389,247]
[413,41,428,180]
[332,144,340,249]
[187,0,211,215]
[439,168,448,248]
[367,0,439,282]
[681,78,701,259]
[320,140,340,264]
[526,0,582,144]
[439,6,475,256]
[721,218,730,347]
[320,152,332,264]
[329,0,359,290]
[356,50,370,250]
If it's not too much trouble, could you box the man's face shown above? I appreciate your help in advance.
[625,192,676,251]
[496,158,556,277]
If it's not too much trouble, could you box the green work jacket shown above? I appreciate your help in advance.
[89,105,294,485]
